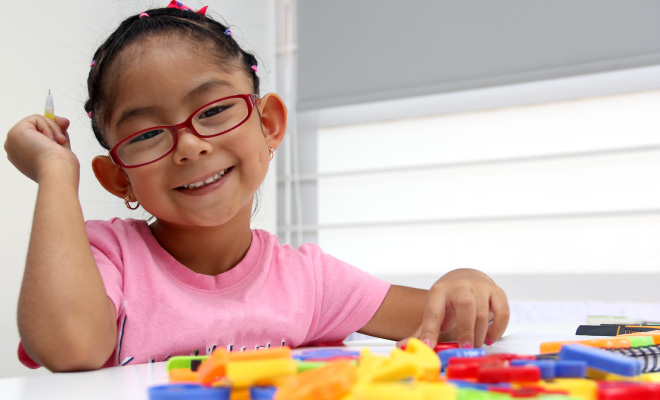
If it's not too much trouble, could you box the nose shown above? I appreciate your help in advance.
[171,127,213,164]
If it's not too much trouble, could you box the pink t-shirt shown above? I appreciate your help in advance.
[18,218,390,368]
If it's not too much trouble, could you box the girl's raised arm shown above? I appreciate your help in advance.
[358,268,509,349]
[5,115,117,371]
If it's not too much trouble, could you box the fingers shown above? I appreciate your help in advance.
[18,115,63,143]
[44,116,70,146]
[439,306,456,333]
[416,289,447,349]
[54,116,70,131]
[399,269,510,351]
[414,285,489,349]
[485,287,510,345]
[417,270,509,349]
[451,285,477,348]
[32,115,72,148]
[452,284,507,348]
[32,115,69,143]
[54,116,71,146]
[5,114,76,182]
[472,292,492,348]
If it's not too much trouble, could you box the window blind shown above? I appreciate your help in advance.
[298,0,660,110]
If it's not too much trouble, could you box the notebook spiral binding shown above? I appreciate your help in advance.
[609,345,660,373]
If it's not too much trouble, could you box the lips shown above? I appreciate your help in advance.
[177,167,232,190]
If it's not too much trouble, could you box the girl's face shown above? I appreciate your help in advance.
[103,36,273,228]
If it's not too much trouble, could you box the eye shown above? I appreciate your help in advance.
[199,105,230,119]
[128,129,165,144]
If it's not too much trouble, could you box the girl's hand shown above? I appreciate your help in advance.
[405,268,509,349]
[5,115,78,182]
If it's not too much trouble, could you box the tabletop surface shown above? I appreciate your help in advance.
[0,323,585,400]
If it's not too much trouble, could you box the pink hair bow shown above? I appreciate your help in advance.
[166,0,208,16]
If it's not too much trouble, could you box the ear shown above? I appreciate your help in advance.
[91,155,134,200]
[257,93,287,150]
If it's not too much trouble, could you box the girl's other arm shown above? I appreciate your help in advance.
[5,115,117,371]
[358,268,509,349]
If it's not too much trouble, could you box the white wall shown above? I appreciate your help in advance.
[0,0,276,378]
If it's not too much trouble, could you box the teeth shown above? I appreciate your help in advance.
[180,168,229,189]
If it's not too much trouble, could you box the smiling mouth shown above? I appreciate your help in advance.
[177,167,232,190]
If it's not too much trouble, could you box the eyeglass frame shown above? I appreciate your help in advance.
[108,93,260,168]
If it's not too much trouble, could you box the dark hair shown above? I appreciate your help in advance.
[84,7,260,149]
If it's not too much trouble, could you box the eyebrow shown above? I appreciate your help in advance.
[115,106,159,130]
[183,79,234,103]
[114,79,235,129]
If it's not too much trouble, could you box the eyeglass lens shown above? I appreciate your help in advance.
[116,96,250,166]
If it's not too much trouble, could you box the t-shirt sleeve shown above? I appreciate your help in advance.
[301,245,391,345]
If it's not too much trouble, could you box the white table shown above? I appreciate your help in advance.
[0,362,168,400]
[0,323,589,399]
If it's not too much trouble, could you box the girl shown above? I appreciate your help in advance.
[4,4,509,372]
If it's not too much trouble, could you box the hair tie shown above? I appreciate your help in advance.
[139,12,149,18]
[251,65,258,74]
[224,28,232,36]
[166,0,208,15]
[90,60,96,68]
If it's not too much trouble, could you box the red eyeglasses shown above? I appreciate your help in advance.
[109,94,259,168]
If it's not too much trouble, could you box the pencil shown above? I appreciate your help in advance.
[44,89,55,121]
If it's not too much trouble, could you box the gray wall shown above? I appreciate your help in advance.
[298,0,660,109]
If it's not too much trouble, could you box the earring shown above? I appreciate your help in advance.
[125,195,140,210]
[268,147,275,161]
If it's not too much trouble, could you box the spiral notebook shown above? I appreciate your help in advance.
[609,345,660,373]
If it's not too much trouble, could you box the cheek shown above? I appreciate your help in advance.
[258,145,273,167]
[238,131,269,165]
[248,149,271,186]
[125,169,158,194]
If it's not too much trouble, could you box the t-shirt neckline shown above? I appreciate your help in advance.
[132,220,264,292]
